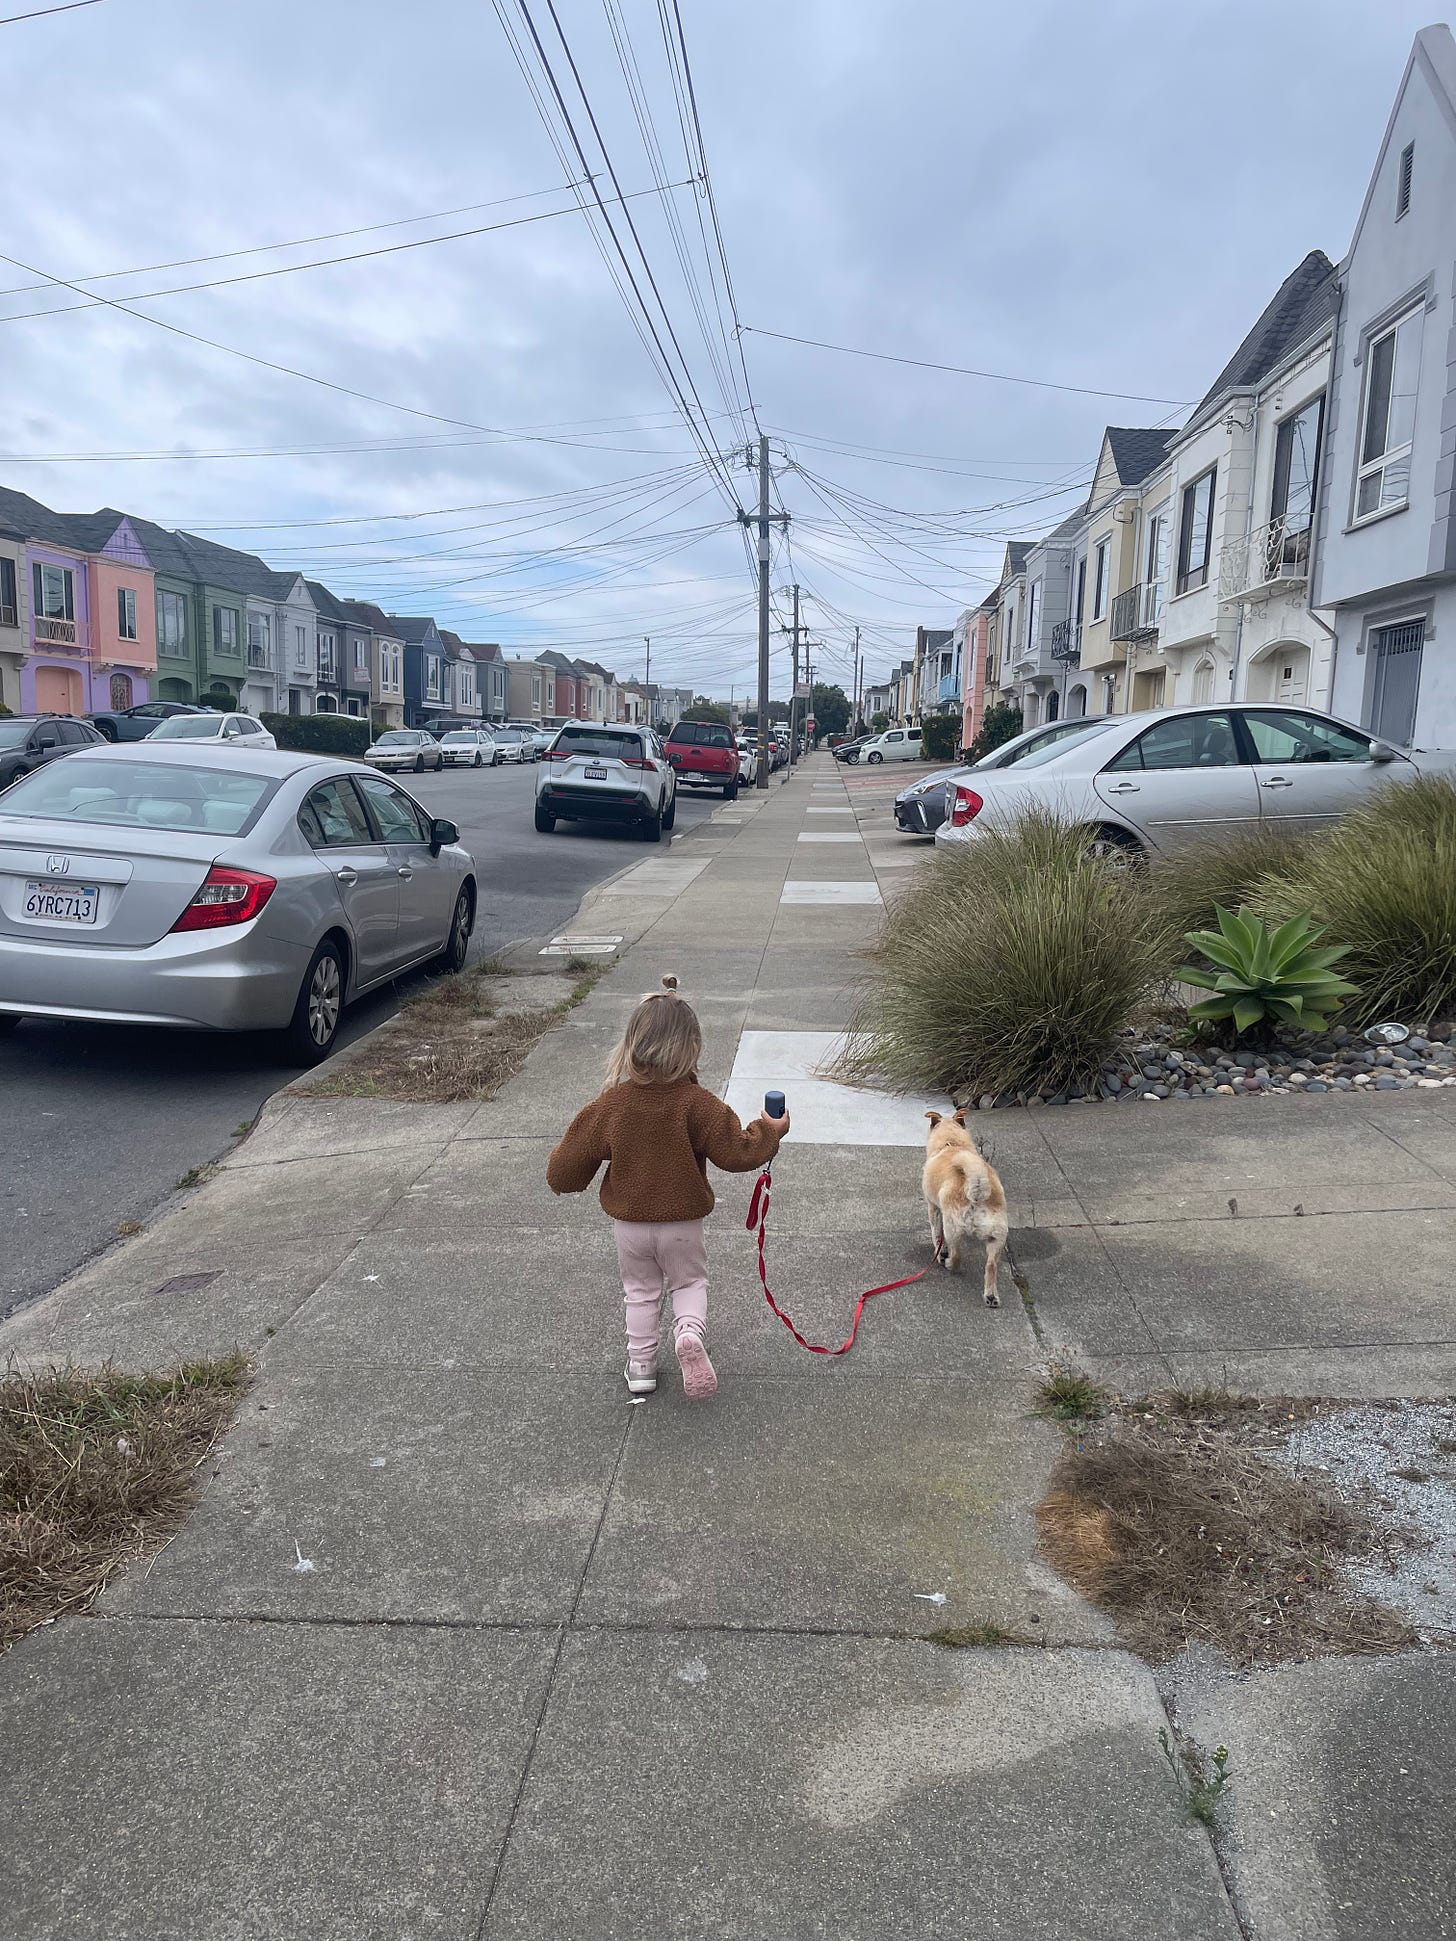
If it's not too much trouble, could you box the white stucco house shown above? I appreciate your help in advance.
[1313,24,1456,748]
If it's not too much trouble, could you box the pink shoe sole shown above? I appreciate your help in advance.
[675,1331,718,1400]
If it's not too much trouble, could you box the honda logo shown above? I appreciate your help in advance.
[45,854,71,875]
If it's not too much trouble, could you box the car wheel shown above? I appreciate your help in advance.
[95,722,117,743]
[435,754,444,772]
[867,750,883,764]
[534,803,556,833]
[1087,825,1145,872]
[724,780,738,801]
[283,940,345,1066]
[435,886,473,974]
[473,752,482,767]
[640,806,663,843]
[414,754,424,772]
[663,792,676,831]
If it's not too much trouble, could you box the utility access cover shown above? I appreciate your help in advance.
[539,933,623,957]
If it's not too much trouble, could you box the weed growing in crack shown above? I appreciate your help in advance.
[1035,1357,1109,1423]
[1159,1728,1232,1827]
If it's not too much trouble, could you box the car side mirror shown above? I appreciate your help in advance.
[1369,740,1398,764]
[430,817,458,855]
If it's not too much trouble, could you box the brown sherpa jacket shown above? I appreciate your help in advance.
[546,1076,782,1223]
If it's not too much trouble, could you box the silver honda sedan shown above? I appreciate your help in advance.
[0,744,477,1062]
[933,702,1453,860]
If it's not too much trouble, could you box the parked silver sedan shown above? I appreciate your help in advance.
[933,703,1452,860]
[0,745,477,1062]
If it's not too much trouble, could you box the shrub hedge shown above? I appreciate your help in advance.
[919,714,959,763]
[261,712,371,757]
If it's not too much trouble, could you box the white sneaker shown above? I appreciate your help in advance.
[624,1358,658,1396]
[675,1329,718,1401]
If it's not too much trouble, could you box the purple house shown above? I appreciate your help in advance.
[0,489,159,716]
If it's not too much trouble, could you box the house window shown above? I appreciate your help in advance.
[158,589,188,651]
[1073,555,1086,623]
[317,630,336,678]
[533,676,542,708]
[117,587,138,640]
[247,613,270,665]
[1176,466,1216,593]
[295,624,309,669]
[32,562,75,621]
[353,635,368,671]
[426,657,441,699]
[0,557,15,627]
[1396,141,1414,220]
[1091,539,1110,619]
[1025,579,1040,652]
[212,606,238,655]
[1272,397,1323,536]
[1355,307,1422,520]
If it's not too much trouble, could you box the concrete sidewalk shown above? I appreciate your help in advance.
[2,754,1453,1940]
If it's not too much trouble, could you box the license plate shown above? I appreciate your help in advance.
[584,765,608,780]
[23,878,100,924]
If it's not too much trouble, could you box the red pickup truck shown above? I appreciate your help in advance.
[664,720,739,799]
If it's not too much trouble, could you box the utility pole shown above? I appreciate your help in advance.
[736,437,787,785]
[852,624,862,732]
[781,583,805,771]
[643,635,650,728]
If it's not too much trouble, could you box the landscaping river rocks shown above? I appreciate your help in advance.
[969,1023,1456,1112]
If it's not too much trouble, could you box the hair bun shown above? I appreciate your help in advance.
[661,973,679,990]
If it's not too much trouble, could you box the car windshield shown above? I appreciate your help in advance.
[492,728,521,741]
[148,716,225,738]
[1004,724,1122,770]
[0,759,275,835]
[374,731,418,746]
[0,721,34,748]
[556,726,643,759]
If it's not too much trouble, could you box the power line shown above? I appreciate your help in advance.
[0,180,610,298]
[741,324,1193,406]
[1,177,697,323]
[0,0,101,20]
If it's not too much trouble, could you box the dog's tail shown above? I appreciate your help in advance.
[951,1151,1004,1214]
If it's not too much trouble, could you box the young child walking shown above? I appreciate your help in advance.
[547,978,788,1400]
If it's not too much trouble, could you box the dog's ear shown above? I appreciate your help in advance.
[924,1110,942,1127]
[951,1108,968,1125]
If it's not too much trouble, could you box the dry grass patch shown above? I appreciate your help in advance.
[299,961,605,1104]
[1,1356,249,1652]
[1035,1393,1414,1665]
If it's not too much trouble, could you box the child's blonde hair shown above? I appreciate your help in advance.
[605,975,702,1087]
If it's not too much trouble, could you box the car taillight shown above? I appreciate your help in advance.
[172,865,277,932]
[624,757,658,771]
[949,786,984,828]
[540,748,567,760]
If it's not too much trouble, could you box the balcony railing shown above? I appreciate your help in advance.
[1109,582,1162,642]
[35,615,78,646]
[1050,619,1081,663]
[937,667,959,701]
[1220,514,1312,601]
[247,644,272,669]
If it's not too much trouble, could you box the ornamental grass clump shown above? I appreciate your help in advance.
[1147,823,1314,963]
[1251,775,1456,1025]
[840,808,1163,1099]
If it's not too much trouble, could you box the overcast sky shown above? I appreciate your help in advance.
[0,0,1438,697]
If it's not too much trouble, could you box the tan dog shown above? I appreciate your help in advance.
[922,1110,1008,1308]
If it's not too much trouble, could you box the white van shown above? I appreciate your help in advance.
[860,725,923,764]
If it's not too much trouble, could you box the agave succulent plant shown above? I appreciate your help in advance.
[1179,904,1358,1037]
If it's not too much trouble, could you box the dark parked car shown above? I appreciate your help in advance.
[0,714,107,792]
[89,700,208,743]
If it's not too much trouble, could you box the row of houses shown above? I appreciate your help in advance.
[0,483,688,734]
[875,27,1456,758]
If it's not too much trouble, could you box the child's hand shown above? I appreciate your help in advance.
[758,1109,790,1133]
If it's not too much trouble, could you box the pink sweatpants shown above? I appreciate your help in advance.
[612,1218,709,1363]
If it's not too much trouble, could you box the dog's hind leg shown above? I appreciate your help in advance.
[927,1201,945,1263]
[982,1233,1004,1308]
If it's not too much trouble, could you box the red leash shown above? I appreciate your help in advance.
[745,1165,940,1356]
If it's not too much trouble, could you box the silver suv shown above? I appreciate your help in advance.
[535,721,677,842]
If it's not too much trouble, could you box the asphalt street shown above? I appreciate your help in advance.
[0,758,721,1317]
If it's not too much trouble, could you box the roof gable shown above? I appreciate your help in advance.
[1185,252,1338,426]
[1347,26,1456,264]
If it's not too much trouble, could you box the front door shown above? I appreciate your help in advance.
[35,665,83,715]
[1369,620,1424,747]
[1094,711,1260,855]
[299,777,399,986]
[1239,707,1401,832]
[110,672,133,710]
